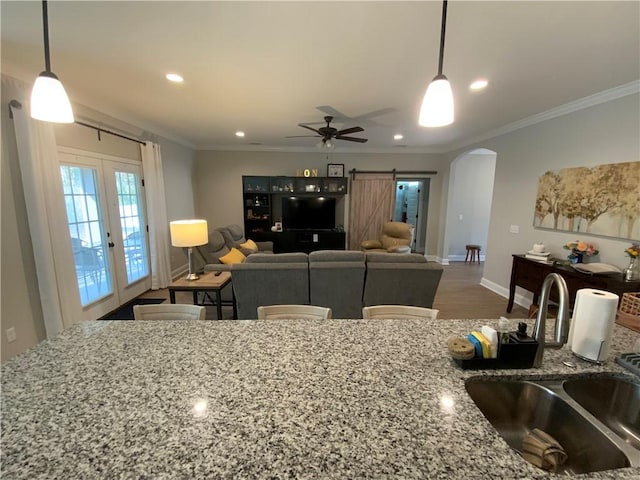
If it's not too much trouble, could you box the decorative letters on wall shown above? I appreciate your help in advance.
[533,161,639,240]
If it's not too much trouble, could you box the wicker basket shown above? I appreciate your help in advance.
[616,292,640,332]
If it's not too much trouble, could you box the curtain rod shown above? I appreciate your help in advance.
[75,121,146,145]
[9,100,146,145]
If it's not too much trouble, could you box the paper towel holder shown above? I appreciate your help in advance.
[573,341,606,365]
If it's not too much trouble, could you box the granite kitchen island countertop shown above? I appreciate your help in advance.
[1,318,639,479]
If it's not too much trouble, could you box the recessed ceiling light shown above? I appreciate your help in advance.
[470,79,488,90]
[165,73,184,83]
[394,134,404,140]
[235,131,245,137]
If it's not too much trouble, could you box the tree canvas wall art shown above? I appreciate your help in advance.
[534,161,639,240]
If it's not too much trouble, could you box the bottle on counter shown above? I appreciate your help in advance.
[498,316,510,346]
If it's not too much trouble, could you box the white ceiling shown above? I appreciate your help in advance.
[1,1,639,152]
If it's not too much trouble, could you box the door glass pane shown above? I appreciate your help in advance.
[61,165,113,306]
[115,171,149,283]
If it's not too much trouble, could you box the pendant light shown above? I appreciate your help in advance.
[419,0,454,128]
[30,0,74,123]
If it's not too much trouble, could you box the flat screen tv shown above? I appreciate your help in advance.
[282,196,336,230]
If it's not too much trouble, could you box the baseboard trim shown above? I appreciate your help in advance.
[447,255,486,262]
[480,277,532,310]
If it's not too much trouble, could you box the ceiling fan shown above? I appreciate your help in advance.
[288,116,368,146]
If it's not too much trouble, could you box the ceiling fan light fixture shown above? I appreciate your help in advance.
[30,0,74,123]
[419,74,454,127]
[316,139,336,151]
[418,0,453,128]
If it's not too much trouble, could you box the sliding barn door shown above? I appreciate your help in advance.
[348,173,395,250]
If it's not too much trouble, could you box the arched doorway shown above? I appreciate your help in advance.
[444,148,497,264]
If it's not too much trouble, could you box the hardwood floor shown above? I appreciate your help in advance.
[432,261,529,319]
[142,261,529,320]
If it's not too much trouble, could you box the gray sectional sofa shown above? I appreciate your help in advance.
[227,250,443,320]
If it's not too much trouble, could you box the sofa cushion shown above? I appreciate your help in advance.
[219,247,246,264]
[246,252,309,264]
[363,261,443,308]
[309,250,366,318]
[365,252,427,263]
[239,239,259,252]
[309,250,365,262]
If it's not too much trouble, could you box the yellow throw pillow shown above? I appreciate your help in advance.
[219,247,246,265]
[239,239,259,252]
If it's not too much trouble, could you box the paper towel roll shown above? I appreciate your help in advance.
[570,288,619,363]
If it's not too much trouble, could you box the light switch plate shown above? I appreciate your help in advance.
[509,225,520,234]
[6,327,16,343]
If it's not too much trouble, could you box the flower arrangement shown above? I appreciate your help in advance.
[624,243,640,258]
[563,240,598,257]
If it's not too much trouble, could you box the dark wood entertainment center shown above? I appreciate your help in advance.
[242,175,348,253]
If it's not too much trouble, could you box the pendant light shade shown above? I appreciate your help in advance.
[31,71,74,123]
[418,0,454,128]
[419,74,454,127]
[30,1,74,123]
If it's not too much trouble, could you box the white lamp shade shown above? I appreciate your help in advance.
[30,72,74,123]
[418,75,454,127]
[170,220,208,247]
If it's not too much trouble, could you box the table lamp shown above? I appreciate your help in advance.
[170,219,208,280]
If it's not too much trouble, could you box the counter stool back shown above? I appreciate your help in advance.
[362,305,439,320]
[257,305,332,320]
[133,304,206,320]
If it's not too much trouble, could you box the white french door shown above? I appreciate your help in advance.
[58,148,151,320]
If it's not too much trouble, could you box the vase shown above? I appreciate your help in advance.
[624,257,639,281]
[568,253,583,264]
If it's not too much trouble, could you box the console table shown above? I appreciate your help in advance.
[507,254,640,312]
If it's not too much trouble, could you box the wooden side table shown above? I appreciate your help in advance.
[507,254,640,313]
[168,271,236,320]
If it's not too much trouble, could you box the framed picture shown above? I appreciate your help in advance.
[274,221,283,232]
[327,163,344,177]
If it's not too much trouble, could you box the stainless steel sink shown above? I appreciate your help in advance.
[465,375,638,474]
[563,376,640,450]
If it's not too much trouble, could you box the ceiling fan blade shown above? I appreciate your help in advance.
[351,107,396,122]
[286,135,320,138]
[335,136,368,143]
[316,105,345,119]
[298,124,322,134]
[335,126,364,136]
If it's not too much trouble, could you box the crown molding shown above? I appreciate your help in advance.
[194,144,446,154]
[446,80,640,152]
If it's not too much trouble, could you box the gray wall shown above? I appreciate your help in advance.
[192,151,447,257]
[446,93,640,301]
[1,75,197,363]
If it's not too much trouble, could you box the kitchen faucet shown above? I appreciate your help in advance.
[531,273,570,368]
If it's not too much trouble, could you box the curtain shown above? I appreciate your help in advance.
[348,173,395,250]
[140,142,171,289]
[10,100,82,337]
